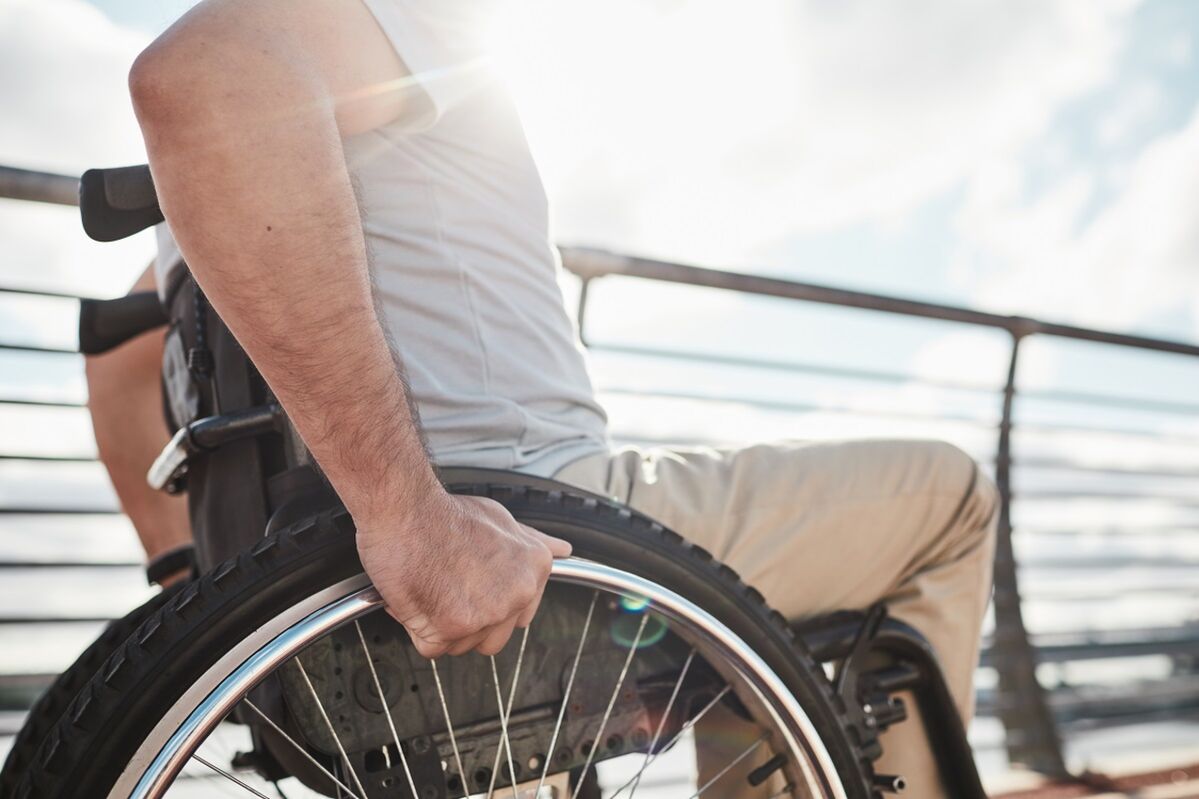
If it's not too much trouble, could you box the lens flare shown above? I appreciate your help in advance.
[610,613,668,649]
[619,594,650,613]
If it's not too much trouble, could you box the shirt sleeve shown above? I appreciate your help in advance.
[357,0,496,130]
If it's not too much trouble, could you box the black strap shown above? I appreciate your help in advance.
[145,544,198,586]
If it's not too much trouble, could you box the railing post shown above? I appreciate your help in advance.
[576,276,592,347]
[992,331,1069,776]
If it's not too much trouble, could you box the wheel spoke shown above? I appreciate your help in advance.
[355,621,420,799]
[687,735,767,799]
[241,699,362,799]
[569,612,650,799]
[430,658,469,799]
[608,684,733,798]
[191,753,273,799]
[485,626,530,799]
[533,591,599,799]
[622,648,696,798]
[294,657,369,798]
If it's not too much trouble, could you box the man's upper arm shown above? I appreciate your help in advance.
[130,0,415,138]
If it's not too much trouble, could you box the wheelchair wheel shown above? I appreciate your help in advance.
[15,483,876,799]
[0,584,185,796]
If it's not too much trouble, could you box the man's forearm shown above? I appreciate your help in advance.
[124,0,569,657]
[86,266,192,564]
[130,8,440,524]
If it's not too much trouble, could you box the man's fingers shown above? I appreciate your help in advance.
[445,628,492,657]
[405,628,450,660]
[523,525,572,558]
[476,615,519,657]
[515,581,546,629]
[388,607,457,660]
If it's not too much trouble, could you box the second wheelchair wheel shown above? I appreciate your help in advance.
[0,584,186,796]
[16,482,876,799]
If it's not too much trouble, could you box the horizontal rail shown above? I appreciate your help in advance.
[589,341,997,393]
[561,247,1199,355]
[1021,387,1199,417]
[0,398,84,409]
[0,561,141,568]
[0,166,78,207]
[0,507,120,515]
[0,342,76,355]
[0,285,89,301]
[1017,525,1199,536]
[0,615,120,624]
[1013,419,1199,444]
[1013,458,1199,479]
[0,454,96,463]
[983,627,1199,665]
[1016,490,1199,506]
[598,385,998,427]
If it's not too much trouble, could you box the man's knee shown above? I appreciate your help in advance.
[921,440,999,555]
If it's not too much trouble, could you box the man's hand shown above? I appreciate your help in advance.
[357,492,572,658]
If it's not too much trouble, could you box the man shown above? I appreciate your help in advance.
[86,0,997,794]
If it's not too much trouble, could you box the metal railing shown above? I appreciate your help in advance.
[559,253,1199,774]
[3,166,1199,778]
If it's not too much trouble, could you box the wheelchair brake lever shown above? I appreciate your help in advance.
[147,404,284,493]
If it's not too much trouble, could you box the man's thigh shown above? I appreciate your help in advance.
[553,438,985,619]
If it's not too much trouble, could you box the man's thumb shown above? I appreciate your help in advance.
[533,529,572,559]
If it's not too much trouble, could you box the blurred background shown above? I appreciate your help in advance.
[2,0,1199,795]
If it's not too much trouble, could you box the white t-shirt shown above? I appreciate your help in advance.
[156,0,609,476]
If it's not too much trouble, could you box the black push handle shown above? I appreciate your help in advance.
[79,165,164,242]
[78,291,169,355]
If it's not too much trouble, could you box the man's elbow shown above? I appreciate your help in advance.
[128,35,197,133]
[128,15,257,135]
[129,10,331,143]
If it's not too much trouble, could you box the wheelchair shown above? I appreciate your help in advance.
[1,166,988,799]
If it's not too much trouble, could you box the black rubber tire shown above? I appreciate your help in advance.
[0,583,183,797]
[16,483,876,798]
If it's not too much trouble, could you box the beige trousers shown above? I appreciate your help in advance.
[553,438,999,798]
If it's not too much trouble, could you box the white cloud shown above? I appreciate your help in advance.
[494,0,1140,263]
[0,0,153,296]
[0,0,148,172]
[1098,80,1165,147]
[956,103,1199,336]
[1162,30,1192,67]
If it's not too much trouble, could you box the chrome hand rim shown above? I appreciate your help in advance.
[114,558,847,799]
